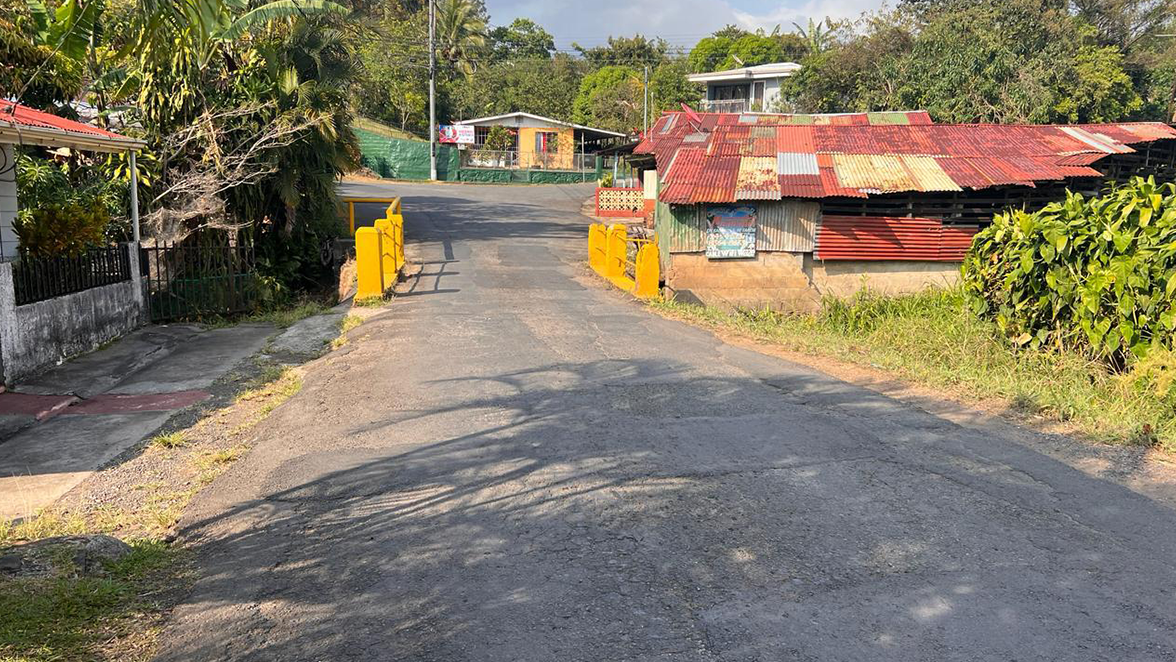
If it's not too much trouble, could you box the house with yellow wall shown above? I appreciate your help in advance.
[455,112,625,171]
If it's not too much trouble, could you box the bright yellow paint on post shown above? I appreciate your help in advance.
[374,219,397,289]
[633,244,660,298]
[588,224,606,275]
[356,227,384,300]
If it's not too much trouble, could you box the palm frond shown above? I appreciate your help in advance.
[217,0,347,41]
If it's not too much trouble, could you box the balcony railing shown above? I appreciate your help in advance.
[699,99,752,113]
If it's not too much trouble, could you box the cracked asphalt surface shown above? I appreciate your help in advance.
[155,181,1176,661]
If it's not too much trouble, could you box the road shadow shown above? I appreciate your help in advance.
[156,356,1176,661]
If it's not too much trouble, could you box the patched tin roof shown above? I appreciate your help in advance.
[638,111,1176,204]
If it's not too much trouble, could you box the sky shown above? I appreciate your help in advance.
[483,0,889,52]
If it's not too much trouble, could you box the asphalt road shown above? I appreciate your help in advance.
[156,181,1176,661]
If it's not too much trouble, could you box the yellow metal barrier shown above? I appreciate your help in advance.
[589,223,607,275]
[355,201,406,300]
[344,196,402,235]
[356,227,384,300]
[587,222,660,299]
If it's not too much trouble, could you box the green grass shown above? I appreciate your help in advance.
[353,296,387,308]
[148,432,186,449]
[352,117,423,142]
[651,287,1176,450]
[0,540,186,662]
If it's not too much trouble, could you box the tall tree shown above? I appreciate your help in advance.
[574,35,666,68]
[435,0,486,75]
[488,18,553,62]
[572,64,642,132]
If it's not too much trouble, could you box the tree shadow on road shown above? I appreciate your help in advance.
[154,355,1176,661]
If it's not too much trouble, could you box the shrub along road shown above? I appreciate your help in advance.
[155,181,1176,661]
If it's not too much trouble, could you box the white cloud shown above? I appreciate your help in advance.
[486,0,887,49]
[732,0,885,32]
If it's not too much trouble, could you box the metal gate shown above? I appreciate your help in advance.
[140,238,260,322]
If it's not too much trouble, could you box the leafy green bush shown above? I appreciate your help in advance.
[962,176,1176,366]
[13,200,111,258]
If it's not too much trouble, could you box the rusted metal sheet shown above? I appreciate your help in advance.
[736,156,780,200]
[757,201,818,252]
[634,110,1176,202]
[815,216,979,261]
[902,156,961,192]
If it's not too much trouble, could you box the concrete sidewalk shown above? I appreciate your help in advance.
[0,323,275,519]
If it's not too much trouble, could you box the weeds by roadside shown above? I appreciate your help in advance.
[330,315,364,350]
[0,358,306,661]
[651,287,1176,451]
[0,541,189,662]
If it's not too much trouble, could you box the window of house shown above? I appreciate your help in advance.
[536,131,560,153]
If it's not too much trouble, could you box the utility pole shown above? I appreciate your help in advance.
[428,0,437,181]
[643,65,649,137]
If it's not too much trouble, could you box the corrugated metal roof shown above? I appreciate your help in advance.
[736,156,780,200]
[634,110,1176,204]
[815,216,979,261]
[0,99,144,151]
[777,152,820,176]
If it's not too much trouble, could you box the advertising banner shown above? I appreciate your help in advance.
[705,205,757,258]
[438,124,475,144]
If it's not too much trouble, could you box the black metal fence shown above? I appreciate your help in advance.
[140,239,260,322]
[11,246,132,306]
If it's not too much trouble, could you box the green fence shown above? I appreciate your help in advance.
[356,126,600,185]
[355,128,458,181]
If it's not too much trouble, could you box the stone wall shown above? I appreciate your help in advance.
[664,251,962,312]
[0,244,147,384]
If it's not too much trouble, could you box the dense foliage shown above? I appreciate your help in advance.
[3,0,360,292]
[962,177,1176,367]
[777,0,1173,123]
[13,200,110,258]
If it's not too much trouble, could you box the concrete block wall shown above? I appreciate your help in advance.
[811,260,962,299]
[665,251,962,312]
[0,144,17,261]
[0,243,147,384]
[665,252,821,312]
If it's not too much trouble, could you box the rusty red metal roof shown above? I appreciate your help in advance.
[815,216,979,261]
[0,99,143,151]
[638,111,1176,204]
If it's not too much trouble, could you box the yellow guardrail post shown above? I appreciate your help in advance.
[356,227,384,300]
[633,243,660,298]
[588,223,606,275]
[605,224,627,282]
[374,218,397,290]
[390,212,405,272]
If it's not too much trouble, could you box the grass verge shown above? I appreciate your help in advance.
[0,361,306,661]
[650,287,1176,450]
[0,541,188,662]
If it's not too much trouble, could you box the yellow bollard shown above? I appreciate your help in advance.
[633,243,660,298]
[588,224,606,275]
[374,218,397,289]
[355,227,384,300]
